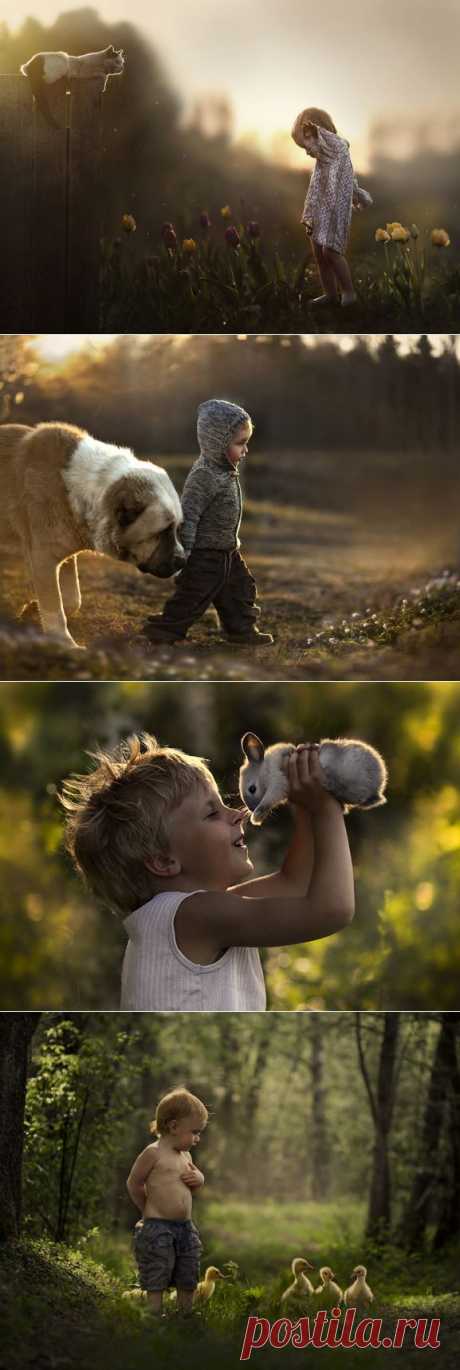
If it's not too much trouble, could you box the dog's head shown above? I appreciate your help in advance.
[105,466,185,577]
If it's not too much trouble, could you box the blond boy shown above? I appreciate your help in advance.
[62,732,355,1011]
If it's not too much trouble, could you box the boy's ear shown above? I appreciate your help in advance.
[241,732,265,764]
[145,851,182,878]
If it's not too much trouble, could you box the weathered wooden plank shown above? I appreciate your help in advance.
[0,74,104,331]
[67,79,105,328]
[0,76,34,329]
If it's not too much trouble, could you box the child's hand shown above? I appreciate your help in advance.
[302,120,318,140]
[181,1165,203,1188]
[286,744,336,815]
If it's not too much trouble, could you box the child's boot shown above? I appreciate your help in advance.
[144,616,186,644]
[225,626,274,645]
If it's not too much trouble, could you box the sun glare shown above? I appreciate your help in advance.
[37,334,119,360]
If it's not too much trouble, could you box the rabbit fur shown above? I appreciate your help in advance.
[240,733,387,825]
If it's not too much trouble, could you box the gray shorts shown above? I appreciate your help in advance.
[133,1218,202,1292]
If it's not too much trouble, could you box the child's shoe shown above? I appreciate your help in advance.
[310,293,338,305]
[225,627,274,645]
[144,616,186,643]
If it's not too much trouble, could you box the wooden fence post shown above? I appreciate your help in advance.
[0,75,34,330]
[67,78,105,329]
[30,79,69,330]
[0,74,105,330]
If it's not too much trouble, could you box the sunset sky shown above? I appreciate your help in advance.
[8,0,460,168]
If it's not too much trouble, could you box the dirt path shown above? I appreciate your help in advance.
[0,456,458,681]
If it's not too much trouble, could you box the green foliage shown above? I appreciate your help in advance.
[1,1223,459,1370]
[24,1018,144,1242]
[0,683,459,1007]
[99,226,457,332]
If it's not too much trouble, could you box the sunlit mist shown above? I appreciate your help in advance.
[7,0,460,169]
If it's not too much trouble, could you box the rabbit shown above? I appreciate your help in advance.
[239,733,387,825]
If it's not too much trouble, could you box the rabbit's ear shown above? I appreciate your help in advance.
[241,732,265,763]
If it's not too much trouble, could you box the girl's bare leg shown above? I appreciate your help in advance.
[328,249,356,303]
[177,1289,195,1314]
[311,242,338,300]
[146,1291,163,1314]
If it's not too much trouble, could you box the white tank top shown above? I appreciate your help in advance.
[120,889,267,1011]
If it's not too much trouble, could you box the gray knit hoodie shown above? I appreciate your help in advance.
[180,398,252,553]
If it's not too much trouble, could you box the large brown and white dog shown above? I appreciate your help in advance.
[0,422,185,649]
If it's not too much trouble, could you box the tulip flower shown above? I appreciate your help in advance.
[161,223,177,250]
[224,225,240,247]
[386,224,410,242]
[121,213,136,233]
[431,228,450,247]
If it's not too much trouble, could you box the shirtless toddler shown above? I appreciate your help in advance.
[126,1087,207,1313]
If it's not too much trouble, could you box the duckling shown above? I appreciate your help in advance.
[281,1257,315,1303]
[195,1266,227,1305]
[344,1265,374,1308]
[314,1266,343,1306]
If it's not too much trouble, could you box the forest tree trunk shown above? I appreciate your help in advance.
[0,1014,40,1242]
[356,1012,400,1240]
[427,1015,460,1251]
[309,1014,330,1201]
[400,1014,460,1251]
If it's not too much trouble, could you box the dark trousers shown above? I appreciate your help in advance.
[157,548,260,636]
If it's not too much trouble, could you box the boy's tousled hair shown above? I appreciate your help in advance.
[291,106,337,147]
[149,1088,209,1136]
[60,732,215,915]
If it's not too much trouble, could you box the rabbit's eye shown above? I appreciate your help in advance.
[248,784,257,794]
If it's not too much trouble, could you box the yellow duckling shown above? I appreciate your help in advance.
[344,1265,374,1308]
[314,1266,343,1306]
[281,1257,315,1303]
[195,1266,227,1305]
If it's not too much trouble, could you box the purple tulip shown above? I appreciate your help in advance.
[247,221,260,239]
[225,225,240,248]
[200,211,212,230]
[161,222,177,250]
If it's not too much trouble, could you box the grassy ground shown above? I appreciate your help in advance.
[100,230,460,334]
[0,452,458,682]
[1,1202,459,1370]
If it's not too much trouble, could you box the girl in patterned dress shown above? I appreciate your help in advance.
[291,105,372,307]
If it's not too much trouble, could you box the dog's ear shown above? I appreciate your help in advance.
[116,500,145,529]
[241,733,265,764]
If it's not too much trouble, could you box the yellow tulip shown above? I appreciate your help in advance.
[375,228,390,242]
[121,214,136,233]
[388,224,410,242]
[182,238,197,254]
[220,205,232,218]
[431,228,450,247]
[386,222,404,232]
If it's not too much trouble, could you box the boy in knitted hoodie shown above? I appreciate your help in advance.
[144,398,273,645]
